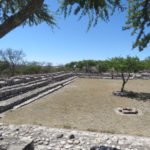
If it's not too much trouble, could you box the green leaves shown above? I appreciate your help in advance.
[123,0,150,51]
[60,0,123,29]
[0,0,149,51]
[0,0,56,27]
[110,56,140,73]
[61,0,149,51]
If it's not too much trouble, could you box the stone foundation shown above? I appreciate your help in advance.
[0,124,150,150]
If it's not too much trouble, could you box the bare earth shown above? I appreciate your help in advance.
[1,78,150,137]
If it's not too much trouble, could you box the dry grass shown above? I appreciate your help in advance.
[1,78,150,136]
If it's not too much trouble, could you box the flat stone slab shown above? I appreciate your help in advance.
[0,137,34,150]
[0,76,76,113]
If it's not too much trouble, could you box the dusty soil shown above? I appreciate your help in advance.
[1,78,150,136]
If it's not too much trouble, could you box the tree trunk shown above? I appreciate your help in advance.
[0,0,44,38]
[111,71,114,79]
[10,64,15,76]
[120,72,130,92]
[121,80,126,92]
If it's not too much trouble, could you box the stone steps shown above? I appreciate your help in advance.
[0,76,48,92]
[0,78,51,101]
[0,73,73,101]
[0,76,75,113]
[0,137,34,150]
[0,71,65,88]
[0,72,72,92]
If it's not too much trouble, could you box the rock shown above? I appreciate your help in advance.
[0,137,34,150]
[43,141,49,145]
[60,141,66,145]
[69,134,75,139]
[118,140,124,145]
[0,145,7,150]
[0,124,150,150]
[67,140,73,144]
[56,133,63,139]
[47,146,53,150]
[38,140,43,145]
[74,139,80,145]
[90,145,120,150]
[49,143,56,147]
[64,144,73,149]
[107,140,112,144]
[76,145,82,149]
[90,146,100,150]
[36,145,47,150]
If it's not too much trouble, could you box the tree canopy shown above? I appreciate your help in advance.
[0,48,25,76]
[0,0,149,51]
[0,0,55,37]
[110,56,140,91]
[66,56,146,92]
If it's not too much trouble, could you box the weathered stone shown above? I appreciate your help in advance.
[56,133,63,139]
[64,144,73,149]
[69,134,75,139]
[90,145,120,150]
[60,141,66,145]
[0,137,34,150]
[67,139,73,144]
[0,124,150,150]
[74,139,80,145]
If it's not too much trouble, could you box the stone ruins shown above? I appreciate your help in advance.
[0,72,75,113]
[0,124,150,150]
[0,72,150,149]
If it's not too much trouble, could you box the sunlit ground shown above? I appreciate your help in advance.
[1,78,150,137]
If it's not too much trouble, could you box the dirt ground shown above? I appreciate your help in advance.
[1,78,150,137]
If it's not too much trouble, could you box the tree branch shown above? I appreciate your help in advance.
[126,72,130,83]
[0,0,44,38]
[121,72,125,82]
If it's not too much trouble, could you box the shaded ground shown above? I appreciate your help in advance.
[1,78,150,136]
[114,90,150,101]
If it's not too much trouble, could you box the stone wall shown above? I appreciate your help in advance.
[0,124,150,150]
[0,71,65,88]
[0,72,75,113]
[77,72,150,80]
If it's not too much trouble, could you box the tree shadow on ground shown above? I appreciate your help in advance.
[113,91,150,102]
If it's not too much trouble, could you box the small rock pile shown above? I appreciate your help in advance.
[0,124,150,150]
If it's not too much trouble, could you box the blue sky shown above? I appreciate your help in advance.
[0,1,149,65]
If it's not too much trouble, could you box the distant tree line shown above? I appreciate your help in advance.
[66,56,150,92]
[1,48,150,92]
[0,48,66,77]
[66,57,150,74]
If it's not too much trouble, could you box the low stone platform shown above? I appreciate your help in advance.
[0,124,150,150]
[0,136,34,150]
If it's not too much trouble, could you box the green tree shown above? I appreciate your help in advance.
[0,0,149,51]
[61,0,150,51]
[0,48,25,76]
[65,61,78,71]
[0,0,55,38]
[23,61,44,74]
[42,62,53,73]
[96,61,109,74]
[0,60,9,75]
[123,0,150,51]
[111,56,140,92]
[143,57,150,70]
